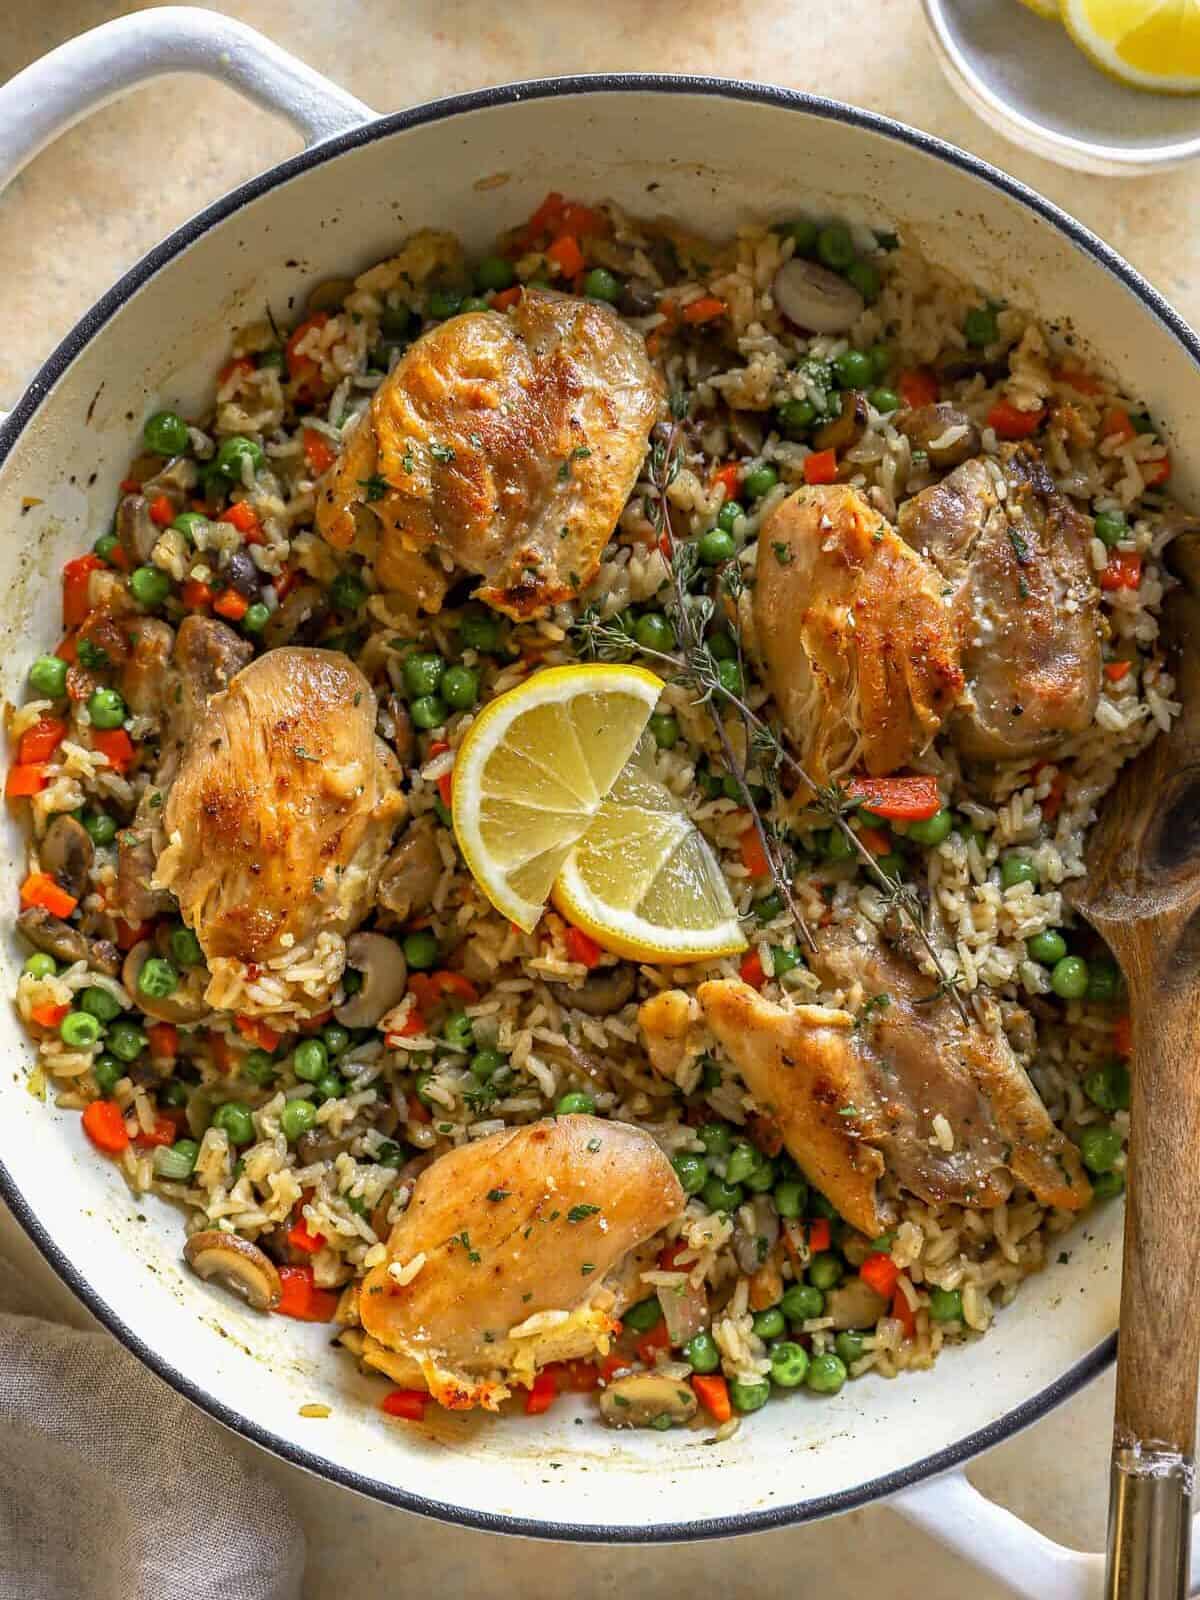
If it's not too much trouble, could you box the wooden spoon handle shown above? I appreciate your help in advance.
[1106,959,1200,1599]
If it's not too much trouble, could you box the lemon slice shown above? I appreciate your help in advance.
[551,757,747,964]
[452,664,663,932]
[1016,0,1060,19]
[1062,0,1200,90]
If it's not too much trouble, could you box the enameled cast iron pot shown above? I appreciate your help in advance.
[1,13,1198,1594]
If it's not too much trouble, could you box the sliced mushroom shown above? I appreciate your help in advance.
[823,1277,889,1331]
[183,1230,282,1311]
[121,617,175,716]
[377,816,442,921]
[618,277,658,318]
[40,816,94,903]
[384,696,415,765]
[893,403,981,470]
[814,389,869,454]
[142,455,200,501]
[733,1194,780,1277]
[335,932,408,1027]
[560,963,637,1017]
[115,824,174,926]
[773,259,865,335]
[263,582,325,649]
[18,906,120,977]
[222,549,263,602]
[122,940,212,1025]
[599,1372,698,1430]
[116,493,160,565]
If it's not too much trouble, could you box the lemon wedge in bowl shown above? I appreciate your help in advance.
[551,757,747,965]
[451,663,663,932]
[1062,0,1200,90]
[1016,0,1061,19]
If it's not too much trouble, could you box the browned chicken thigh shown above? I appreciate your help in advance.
[315,289,662,618]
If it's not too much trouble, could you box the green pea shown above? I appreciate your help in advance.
[460,296,490,313]
[868,344,892,380]
[752,1306,786,1340]
[964,305,998,347]
[153,1138,199,1180]
[846,260,881,304]
[1051,955,1090,1000]
[1093,1169,1125,1200]
[60,1010,102,1049]
[107,1020,148,1062]
[730,1376,772,1413]
[294,1038,328,1082]
[697,767,724,800]
[806,1351,847,1395]
[138,958,178,999]
[172,511,208,545]
[441,665,479,710]
[458,610,502,652]
[870,387,900,414]
[77,638,109,670]
[379,302,412,338]
[413,1070,435,1107]
[403,651,446,698]
[834,348,875,389]
[22,952,57,979]
[87,688,126,730]
[169,926,204,968]
[825,828,855,862]
[716,659,742,697]
[1027,930,1068,966]
[280,1098,317,1142]
[929,1287,964,1323]
[701,1175,743,1213]
[1094,509,1128,548]
[143,410,190,456]
[816,224,856,272]
[556,1090,596,1115]
[778,398,817,435]
[624,1296,663,1333]
[81,987,123,1023]
[242,1048,276,1086]
[1086,959,1121,1003]
[671,1151,708,1195]
[698,528,736,566]
[1079,1122,1123,1174]
[743,1158,776,1194]
[774,1178,809,1220]
[242,602,270,635]
[725,1141,760,1186]
[743,463,779,500]
[683,1329,720,1373]
[330,570,367,612]
[83,811,117,846]
[770,1340,810,1388]
[875,852,906,879]
[92,1053,122,1094]
[634,612,675,653]
[707,630,737,661]
[94,532,121,565]
[426,289,463,320]
[717,500,745,534]
[698,1123,733,1160]
[752,892,782,925]
[1083,1058,1130,1113]
[648,712,679,750]
[403,931,439,970]
[29,654,68,699]
[906,808,953,847]
[376,1140,406,1169]
[410,695,448,730]
[463,1048,500,1084]
[315,1071,345,1102]
[440,1011,473,1052]
[213,1101,255,1146]
[317,1024,349,1060]
[1000,855,1039,890]
[770,947,800,979]
[779,217,818,255]
[582,267,620,303]
[476,256,516,293]
[835,1330,865,1365]
[214,435,264,480]
[781,1283,824,1322]
[809,1191,837,1220]
[809,1252,844,1292]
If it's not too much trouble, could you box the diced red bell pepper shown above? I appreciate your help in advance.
[524,1369,558,1415]
[859,1252,900,1299]
[988,399,1045,441]
[148,494,175,527]
[845,774,941,822]
[891,1286,916,1339]
[681,295,727,326]
[275,1264,338,1322]
[285,312,330,385]
[6,764,48,798]
[691,1373,732,1423]
[220,500,262,536]
[1099,407,1136,445]
[897,368,939,409]
[82,1099,130,1155]
[807,1217,832,1254]
[546,234,585,279]
[635,1320,671,1367]
[133,1114,179,1149]
[738,823,771,879]
[381,1388,428,1421]
[711,462,741,501]
[18,717,67,764]
[301,427,337,477]
[62,554,104,628]
[235,1015,280,1052]
[288,1218,326,1255]
[1104,660,1132,683]
[564,925,602,969]
[30,1002,70,1029]
[1100,550,1142,591]
[20,872,78,919]
[91,728,135,772]
[146,1022,179,1059]
[1142,456,1171,487]
[213,589,249,622]
[490,286,522,312]
[1113,1014,1133,1058]
[739,949,766,990]
[181,579,213,610]
[803,448,838,486]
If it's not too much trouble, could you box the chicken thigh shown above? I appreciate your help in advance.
[315,289,662,618]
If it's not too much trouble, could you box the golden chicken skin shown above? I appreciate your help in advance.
[315,288,662,619]
[154,647,406,1018]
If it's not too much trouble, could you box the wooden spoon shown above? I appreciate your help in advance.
[1070,525,1200,1600]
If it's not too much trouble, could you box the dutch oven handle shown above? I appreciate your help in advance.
[0,5,375,192]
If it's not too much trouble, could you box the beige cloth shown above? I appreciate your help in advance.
[0,1253,304,1600]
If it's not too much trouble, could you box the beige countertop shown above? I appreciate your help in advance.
[0,3,1191,1596]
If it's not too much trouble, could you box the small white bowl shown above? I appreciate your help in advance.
[922,0,1200,174]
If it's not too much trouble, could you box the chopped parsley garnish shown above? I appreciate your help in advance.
[457,1230,481,1264]
[581,1263,595,1275]
[572,446,592,460]
[401,451,415,474]
[358,474,389,502]
[567,1203,601,1223]
[429,442,456,464]
[293,745,319,762]
[772,541,794,566]
[1008,524,1032,566]
[586,1137,602,1153]
[486,1188,511,1202]
[857,992,891,1030]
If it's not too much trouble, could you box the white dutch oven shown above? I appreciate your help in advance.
[1,13,1197,1594]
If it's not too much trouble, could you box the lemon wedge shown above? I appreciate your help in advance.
[451,664,663,932]
[1016,0,1061,19]
[551,756,747,965]
[1062,0,1200,90]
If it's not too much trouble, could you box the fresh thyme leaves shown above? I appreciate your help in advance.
[557,461,570,482]
[402,451,415,474]
[293,745,319,762]
[771,541,794,566]
[566,1203,600,1223]
[486,1188,511,1202]
[358,474,389,502]
[572,445,592,460]
[1007,523,1031,566]
[857,992,892,1030]
[457,1230,481,1264]
[429,442,455,464]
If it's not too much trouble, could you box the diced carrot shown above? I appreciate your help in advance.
[105,544,130,571]
[275,1264,338,1322]
[213,589,249,622]
[658,1240,687,1272]
[56,633,79,664]
[301,427,337,477]
[146,1022,179,1059]
[133,1114,177,1149]
[859,1252,899,1299]
[891,1286,916,1339]
[1054,366,1104,396]
[381,1388,428,1421]
[235,1015,280,1052]
[681,295,727,326]
[62,554,104,628]
[1113,1014,1133,1058]
[564,925,602,969]
[30,1002,70,1029]
[558,200,606,238]
[988,399,1045,440]
[274,567,298,601]
[20,872,77,919]
[288,1218,326,1254]
[546,233,585,279]
[1100,550,1142,591]
[220,500,262,536]
[428,970,479,1005]
[120,477,142,494]
[218,356,255,386]
[808,1217,832,1253]
[490,286,522,312]
[855,824,892,856]
[739,949,766,990]
[738,822,771,879]
[181,578,213,610]
[711,462,741,501]
[527,191,566,238]
[6,764,48,798]
[115,918,153,951]
[524,1369,558,1415]
[1104,660,1132,683]
[387,1008,429,1046]
[18,717,67,765]
[1040,772,1066,824]
[436,771,454,807]
[599,1352,627,1383]
[691,1373,732,1424]
[148,494,175,527]
[91,728,135,773]
[1142,456,1171,487]
[82,1099,129,1155]
[803,448,838,486]
[845,774,940,822]
[1100,407,1136,445]
[635,1320,671,1367]
[897,368,939,409]
[407,1091,432,1122]
[285,312,330,385]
